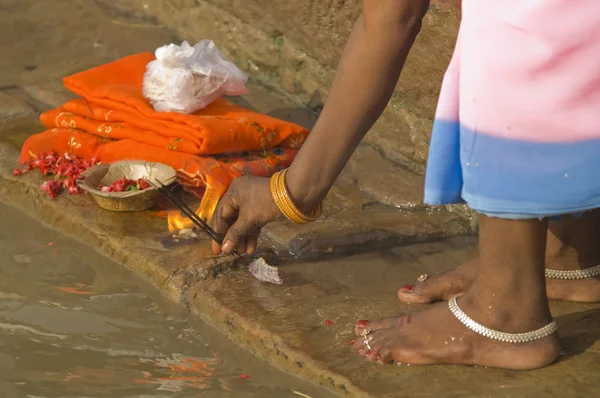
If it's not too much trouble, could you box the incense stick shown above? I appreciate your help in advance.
[147,179,246,262]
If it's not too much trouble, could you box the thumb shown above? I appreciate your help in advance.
[221,215,255,254]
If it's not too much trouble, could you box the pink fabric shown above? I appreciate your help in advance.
[425,0,600,215]
[457,0,600,143]
[433,28,462,120]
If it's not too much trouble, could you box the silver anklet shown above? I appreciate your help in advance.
[448,297,558,343]
[545,264,600,280]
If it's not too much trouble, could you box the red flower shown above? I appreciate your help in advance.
[40,180,62,199]
[16,151,101,199]
[137,178,150,190]
[67,185,82,195]
[101,176,149,192]
[56,162,73,178]
[63,176,82,195]
[106,177,129,192]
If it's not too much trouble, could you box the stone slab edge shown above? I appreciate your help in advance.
[0,142,373,397]
[185,284,374,397]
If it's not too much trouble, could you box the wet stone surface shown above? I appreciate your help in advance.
[2,143,600,397]
[1,1,597,397]
[190,239,600,398]
[0,202,337,397]
[0,0,474,258]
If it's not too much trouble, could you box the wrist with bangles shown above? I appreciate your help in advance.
[269,168,322,224]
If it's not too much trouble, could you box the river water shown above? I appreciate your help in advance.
[0,202,335,398]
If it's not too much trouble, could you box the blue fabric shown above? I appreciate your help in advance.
[424,120,600,216]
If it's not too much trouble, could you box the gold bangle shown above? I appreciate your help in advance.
[269,169,322,224]
[270,171,306,224]
[274,174,305,223]
[278,169,322,222]
[276,170,321,222]
[270,171,305,224]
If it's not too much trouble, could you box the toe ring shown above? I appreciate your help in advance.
[417,273,429,283]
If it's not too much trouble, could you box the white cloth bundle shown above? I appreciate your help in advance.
[143,40,248,114]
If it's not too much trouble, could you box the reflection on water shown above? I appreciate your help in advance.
[0,203,334,397]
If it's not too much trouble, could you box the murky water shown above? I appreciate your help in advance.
[0,202,335,398]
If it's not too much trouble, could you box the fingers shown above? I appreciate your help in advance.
[211,188,239,255]
[221,216,256,254]
[245,228,261,255]
[212,228,260,256]
[209,176,271,255]
[211,239,222,255]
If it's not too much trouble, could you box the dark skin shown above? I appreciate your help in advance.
[211,0,430,256]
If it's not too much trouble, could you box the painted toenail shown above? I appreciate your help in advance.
[356,319,369,327]
[350,340,356,345]
[400,285,414,292]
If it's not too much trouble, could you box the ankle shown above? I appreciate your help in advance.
[546,231,600,270]
[461,287,553,333]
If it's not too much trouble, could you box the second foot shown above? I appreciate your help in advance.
[398,257,600,304]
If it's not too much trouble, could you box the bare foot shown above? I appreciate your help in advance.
[354,215,562,369]
[352,295,560,370]
[398,257,600,304]
[544,264,600,303]
[397,258,477,304]
[399,212,600,304]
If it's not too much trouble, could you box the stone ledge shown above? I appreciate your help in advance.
[263,201,471,259]
[0,132,471,398]
[0,143,237,288]
[2,3,599,396]
[0,140,373,397]
[2,139,599,398]
[168,240,600,398]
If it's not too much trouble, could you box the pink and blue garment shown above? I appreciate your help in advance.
[424,0,600,218]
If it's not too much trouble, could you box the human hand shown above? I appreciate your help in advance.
[211,175,282,255]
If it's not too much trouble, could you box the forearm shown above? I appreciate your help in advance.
[286,1,428,212]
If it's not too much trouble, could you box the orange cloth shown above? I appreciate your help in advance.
[41,103,202,154]
[19,53,308,221]
[62,53,308,154]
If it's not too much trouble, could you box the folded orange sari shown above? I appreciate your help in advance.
[62,53,308,154]
[19,53,308,221]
